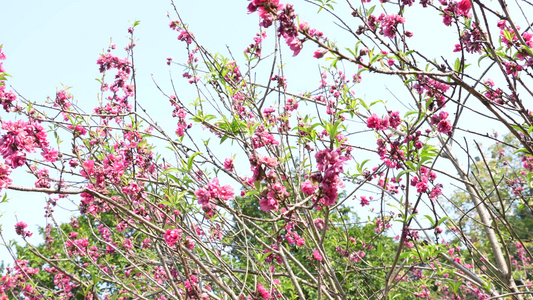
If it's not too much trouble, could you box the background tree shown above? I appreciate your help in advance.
[449,133,533,289]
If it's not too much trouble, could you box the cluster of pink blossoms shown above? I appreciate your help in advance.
[483,78,505,104]
[499,20,533,55]
[245,31,267,58]
[314,148,349,206]
[0,260,40,299]
[0,162,11,191]
[0,44,58,193]
[14,221,32,238]
[0,119,55,167]
[522,155,533,172]
[456,24,484,54]
[34,167,51,189]
[248,0,303,56]
[413,75,450,109]
[0,47,17,112]
[64,237,90,257]
[223,61,243,83]
[378,14,406,38]
[496,20,533,72]
[367,111,402,131]
[365,13,410,38]
[54,89,72,112]
[95,51,134,116]
[430,111,452,135]
[257,283,272,299]
[259,182,290,212]
[441,0,472,26]
[410,166,437,194]
[252,125,279,149]
[52,272,77,298]
[194,178,234,217]
[249,153,279,182]
[169,19,194,44]
[164,228,183,248]
[169,95,191,137]
[284,222,305,247]
[376,138,405,169]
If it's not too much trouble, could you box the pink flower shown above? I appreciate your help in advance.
[457,0,472,17]
[0,162,12,191]
[224,158,234,171]
[81,160,95,178]
[378,14,406,38]
[313,218,325,230]
[164,228,182,247]
[313,250,323,261]
[257,283,272,300]
[259,195,279,212]
[195,188,211,205]
[15,221,27,235]
[122,238,133,250]
[388,111,401,129]
[42,147,58,162]
[169,20,180,30]
[219,184,234,201]
[4,151,25,169]
[257,154,279,168]
[142,238,151,249]
[184,236,195,250]
[367,113,390,130]
[67,124,87,136]
[301,180,317,195]
[15,221,32,238]
[349,250,366,262]
[285,36,302,57]
[437,119,452,135]
[177,31,193,44]
[416,175,429,193]
[313,49,327,59]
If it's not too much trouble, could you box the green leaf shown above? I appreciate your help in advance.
[477,54,488,67]
[404,160,416,170]
[367,5,376,16]
[514,148,529,154]
[187,152,201,171]
[454,58,461,72]
[503,30,514,43]
[377,242,384,257]
[396,169,413,181]
[220,135,229,144]
[357,159,371,173]
[437,216,450,226]
[424,215,435,226]
[161,167,180,176]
